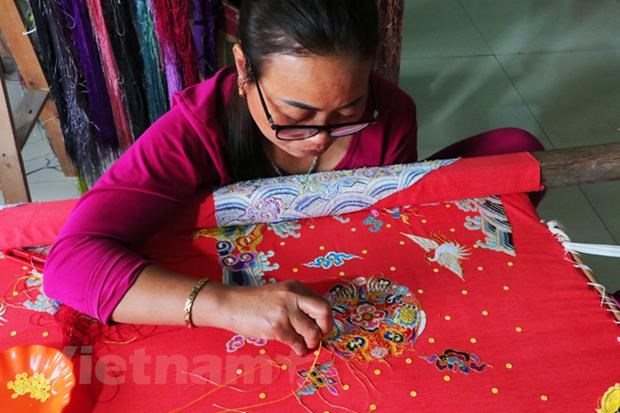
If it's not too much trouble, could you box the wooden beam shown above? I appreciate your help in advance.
[533,143,620,188]
[0,65,30,203]
[0,0,76,176]
[14,88,48,151]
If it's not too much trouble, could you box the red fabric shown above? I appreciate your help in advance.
[1,156,617,412]
[0,200,77,250]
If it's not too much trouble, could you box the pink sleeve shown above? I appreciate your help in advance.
[43,106,215,323]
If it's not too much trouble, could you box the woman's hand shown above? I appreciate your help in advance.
[200,280,333,356]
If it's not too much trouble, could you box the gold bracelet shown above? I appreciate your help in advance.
[183,277,209,328]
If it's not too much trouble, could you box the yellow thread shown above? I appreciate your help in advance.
[212,342,325,413]
[12,291,18,297]
[258,393,266,399]
[443,375,451,382]
[390,267,396,272]
[362,250,368,255]
[444,315,452,321]
[339,272,345,277]
[10,331,16,337]
[399,241,406,245]
[410,390,417,397]
[259,349,267,355]
[541,395,548,401]
[515,327,523,333]
[428,338,435,344]
[491,387,499,394]
[386,224,392,228]
[406,358,413,365]
[373,369,381,376]
[449,228,456,233]
[280,242,286,246]
[477,266,484,271]
[462,290,469,295]
[470,338,477,344]
[319,246,326,251]
[280,365,288,371]
[421,219,428,224]
[433,269,439,273]
[351,228,357,232]
[445,204,452,208]
[507,262,514,267]
[7,372,51,402]
[42,331,49,337]
[417,289,424,294]
[235,369,243,375]
[309,225,316,229]
[343,384,350,391]
[503,285,510,291]
[505,363,513,369]
[369,404,377,411]
[482,310,489,316]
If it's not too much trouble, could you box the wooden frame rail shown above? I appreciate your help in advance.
[533,143,620,188]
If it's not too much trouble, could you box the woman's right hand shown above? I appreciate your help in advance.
[198,280,334,356]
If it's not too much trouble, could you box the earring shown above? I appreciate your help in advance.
[238,86,247,99]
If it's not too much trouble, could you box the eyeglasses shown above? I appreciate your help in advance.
[251,65,379,141]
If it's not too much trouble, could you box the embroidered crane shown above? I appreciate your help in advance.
[401,233,471,280]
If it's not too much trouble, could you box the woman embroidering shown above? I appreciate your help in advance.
[44,0,542,357]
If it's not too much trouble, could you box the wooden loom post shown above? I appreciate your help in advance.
[0,0,76,177]
[376,0,405,83]
[0,62,30,203]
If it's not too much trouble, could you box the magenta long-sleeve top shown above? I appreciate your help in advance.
[43,66,418,323]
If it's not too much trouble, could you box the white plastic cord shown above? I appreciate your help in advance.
[547,220,620,325]
[547,220,620,258]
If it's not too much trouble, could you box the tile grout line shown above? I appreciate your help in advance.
[456,0,555,150]
[577,184,620,245]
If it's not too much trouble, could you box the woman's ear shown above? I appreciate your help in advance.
[232,43,249,98]
[233,44,248,81]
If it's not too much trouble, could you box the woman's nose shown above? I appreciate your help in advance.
[310,130,332,144]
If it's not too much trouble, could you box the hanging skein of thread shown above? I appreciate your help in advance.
[191,0,221,79]
[86,0,134,151]
[61,0,119,155]
[150,0,184,103]
[101,1,149,141]
[203,0,221,78]
[30,0,102,184]
[169,0,200,87]
[129,0,169,124]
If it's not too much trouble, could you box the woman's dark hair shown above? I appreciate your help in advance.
[224,0,380,182]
